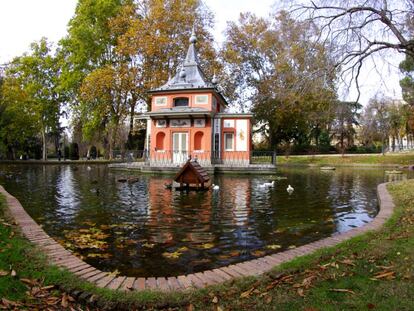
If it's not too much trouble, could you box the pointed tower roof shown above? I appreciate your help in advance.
[149,27,216,93]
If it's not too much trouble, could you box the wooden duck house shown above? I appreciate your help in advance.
[173,158,210,190]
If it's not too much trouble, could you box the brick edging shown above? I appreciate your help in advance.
[0,182,394,292]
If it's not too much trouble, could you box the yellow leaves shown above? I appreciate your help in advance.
[162,251,183,259]
[266,244,282,250]
[195,243,215,250]
[64,228,109,250]
[142,242,155,248]
[251,250,266,257]
[162,246,189,259]
[108,269,120,277]
[86,253,111,259]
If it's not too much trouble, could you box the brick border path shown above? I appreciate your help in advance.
[0,183,394,292]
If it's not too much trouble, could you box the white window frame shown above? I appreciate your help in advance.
[223,119,234,128]
[154,96,167,106]
[224,132,234,151]
[155,120,167,128]
[195,94,208,105]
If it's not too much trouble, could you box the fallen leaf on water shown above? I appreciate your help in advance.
[0,270,8,276]
[162,251,183,259]
[108,269,120,277]
[297,288,305,297]
[186,304,194,311]
[212,296,218,303]
[251,250,266,257]
[266,244,282,250]
[142,242,155,248]
[229,250,241,257]
[11,270,16,277]
[265,295,272,303]
[329,288,355,294]
[288,245,296,249]
[199,243,215,249]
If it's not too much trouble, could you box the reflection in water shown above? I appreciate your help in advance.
[1,164,410,277]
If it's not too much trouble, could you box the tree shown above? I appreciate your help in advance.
[0,75,39,159]
[3,38,64,160]
[363,95,392,155]
[331,101,361,155]
[113,0,219,128]
[59,0,125,157]
[295,0,414,96]
[60,0,219,157]
[221,11,337,151]
[400,54,414,105]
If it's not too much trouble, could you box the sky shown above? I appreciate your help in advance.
[0,0,404,106]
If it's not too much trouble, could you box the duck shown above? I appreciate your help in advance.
[212,184,220,190]
[287,184,294,193]
[264,181,275,187]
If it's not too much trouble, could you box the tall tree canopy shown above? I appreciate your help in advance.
[221,11,337,149]
[295,0,414,95]
[60,0,219,158]
[1,38,63,160]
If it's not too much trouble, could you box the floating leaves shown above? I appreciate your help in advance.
[195,243,215,249]
[162,251,183,259]
[162,246,189,259]
[251,250,266,257]
[142,242,155,248]
[64,228,109,250]
[108,269,120,277]
[86,253,111,259]
[266,244,282,250]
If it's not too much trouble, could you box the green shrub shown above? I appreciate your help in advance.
[69,143,79,160]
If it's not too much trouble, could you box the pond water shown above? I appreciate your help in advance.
[0,164,411,277]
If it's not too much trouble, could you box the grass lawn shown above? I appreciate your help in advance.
[277,153,414,166]
[1,180,414,310]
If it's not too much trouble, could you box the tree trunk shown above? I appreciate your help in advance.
[42,127,47,161]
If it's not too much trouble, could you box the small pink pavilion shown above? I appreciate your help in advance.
[140,29,253,166]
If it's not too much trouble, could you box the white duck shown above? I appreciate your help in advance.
[264,181,275,187]
[287,184,294,193]
[212,184,220,190]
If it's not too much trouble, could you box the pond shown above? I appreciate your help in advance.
[0,164,411,277]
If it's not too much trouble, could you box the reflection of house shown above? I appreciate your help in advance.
[139,29,252,166]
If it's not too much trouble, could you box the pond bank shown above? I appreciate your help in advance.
[1,179,411,310]
[276,152,414,167]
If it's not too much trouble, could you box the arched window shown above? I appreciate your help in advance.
[194,131,203,150]
[155,132,165,150]
[173,97,189,107]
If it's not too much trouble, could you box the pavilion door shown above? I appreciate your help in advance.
[172,132,188,164]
